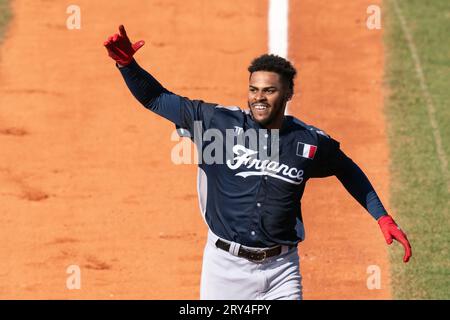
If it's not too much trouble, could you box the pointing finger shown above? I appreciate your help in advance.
[401,239,412,263]
[394,232,412,263]
[119,25,127,37]
[403,245,412,263]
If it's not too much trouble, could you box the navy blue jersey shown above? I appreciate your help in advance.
[119,60,387,247]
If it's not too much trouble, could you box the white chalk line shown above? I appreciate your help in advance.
[268,0,291,115]
[268,0,289,59]
[392,0,450,195]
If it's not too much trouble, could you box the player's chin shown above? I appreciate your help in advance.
[253,115,272,126]
[251,109,271,125]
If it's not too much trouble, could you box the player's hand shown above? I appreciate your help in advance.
[103,25,145,66]
[378,215,412,263]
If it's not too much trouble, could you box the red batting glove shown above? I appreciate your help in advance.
[103,25,145,66]
[378,215,412,263]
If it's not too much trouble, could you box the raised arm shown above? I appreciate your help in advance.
[103,25,217,133]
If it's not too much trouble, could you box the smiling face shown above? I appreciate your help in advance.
[248,71,292,129]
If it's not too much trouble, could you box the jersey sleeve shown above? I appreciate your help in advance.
[309,132,343,178]
[310,132,388,220]
[118,60,217,134]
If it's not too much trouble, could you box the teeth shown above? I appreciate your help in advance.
[254,104,268,110]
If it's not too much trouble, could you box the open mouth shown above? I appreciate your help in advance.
[252,103,269,111]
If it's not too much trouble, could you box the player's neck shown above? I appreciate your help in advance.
[265,104,288,130]
[264,118,284,130]
[264,112,288,130]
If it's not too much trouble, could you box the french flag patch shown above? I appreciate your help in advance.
[296,142,317,159]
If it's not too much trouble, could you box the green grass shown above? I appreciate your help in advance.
[384,0,450,299]
[0,0,11,43]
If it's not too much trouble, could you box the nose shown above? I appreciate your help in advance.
[254,91,266,102]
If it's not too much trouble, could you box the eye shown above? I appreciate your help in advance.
[249,87,257,93]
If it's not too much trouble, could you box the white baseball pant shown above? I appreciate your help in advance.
[200,229,302,300]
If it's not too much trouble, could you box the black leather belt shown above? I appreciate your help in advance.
[215,239,289,262]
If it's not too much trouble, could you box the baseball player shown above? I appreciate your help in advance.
[104,25,412,300]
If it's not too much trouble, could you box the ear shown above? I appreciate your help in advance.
[285,90,293,102]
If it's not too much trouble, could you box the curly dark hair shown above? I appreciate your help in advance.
[248,54,297,92]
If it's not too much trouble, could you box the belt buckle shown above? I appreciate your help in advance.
[251,249,267,262]
[260,250,267,261]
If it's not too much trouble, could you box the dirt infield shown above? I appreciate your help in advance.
[290,0,391,299]
[0,0,391,299]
